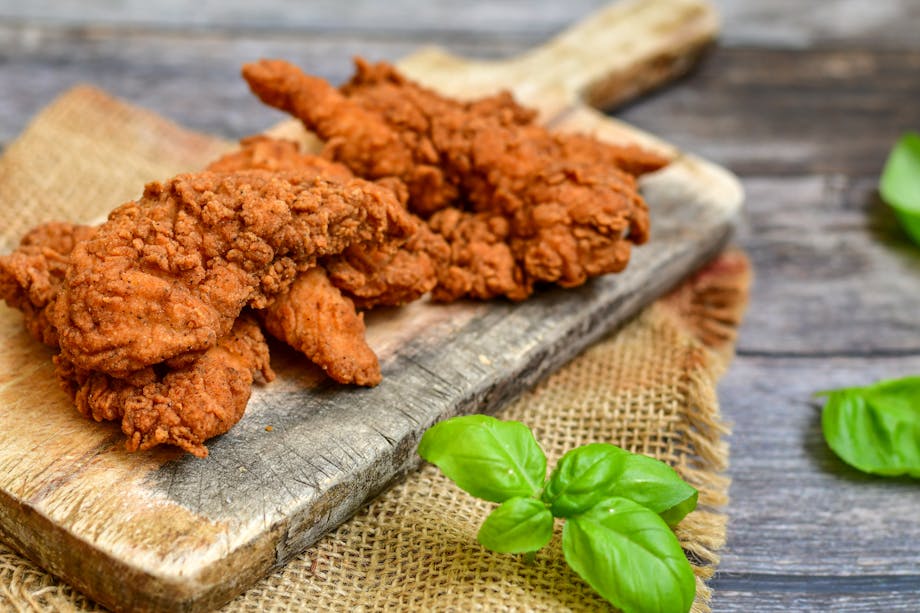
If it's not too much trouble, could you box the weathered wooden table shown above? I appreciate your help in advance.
[1,1,918,610]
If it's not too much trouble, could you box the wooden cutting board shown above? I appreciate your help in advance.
[0,0,741,611]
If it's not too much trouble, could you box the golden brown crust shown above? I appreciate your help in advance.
[554,132,669,178]
[263,268,380,386]
[426,209,521,301]
[56,315,274,458]
[323,221,449,308]
[206,135,355,180]
[207,136,447,310]
[0,222,96,346]
[242,61,423,194]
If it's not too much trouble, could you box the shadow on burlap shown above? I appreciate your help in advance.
[0,87,750,613]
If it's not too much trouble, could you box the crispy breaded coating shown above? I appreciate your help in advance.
[323,221,449,308]
[52,169,411,376]
[208,138,380,383]
[554,132,671,178]
[243,62,427,202]
[242,58,667,300]
[207,135,354,180]
[56,315,274,458]
[1,222,276,456]
[263,267,380,386]
[209,136,449,308]
[425,209,521,301]
[0,222,96,346]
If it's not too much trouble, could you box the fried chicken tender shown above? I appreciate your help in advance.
[208,136,449,309]
[52,169,412,377]
[207,138,380,384]
[0,222,96,346]
[1,222,276,456]
[56,315,273,458]
[263,267,380,386]
[242,58,668,300]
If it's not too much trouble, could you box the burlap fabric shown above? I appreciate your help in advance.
[0,87,750,612]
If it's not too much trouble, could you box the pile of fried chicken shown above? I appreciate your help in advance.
[0,59,668,457]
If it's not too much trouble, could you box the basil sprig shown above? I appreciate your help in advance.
[818,376,920,478]
[419,415,699,613]
[880,132,920,246]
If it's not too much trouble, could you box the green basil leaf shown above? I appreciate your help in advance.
[477,497,554,553]
[880,132,920,246]
[542,443,629,517]
[658,492,699,528]
[819,376,920,477]
[542,443,697,524]
[563,497,695,613]
[614,454,699,526]
[418,415,547,502]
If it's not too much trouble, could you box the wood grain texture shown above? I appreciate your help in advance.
[0,1,742,611]
[734,175,920,356]
[718,355,920,576]
[397,0,717,118]
[0,25,526,148]
[0,0,612,35]
[712,581,920,613]
[618,47,920,176]
[3,0,919,48]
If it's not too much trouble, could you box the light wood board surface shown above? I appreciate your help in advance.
[0,1,743,611]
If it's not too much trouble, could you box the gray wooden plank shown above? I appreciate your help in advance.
[1,0,919,48]
[0,26,532,149]
[713,578,920,613]
[717,354,920,576]
[713,0,920,49]
[619,47,920,176]
[0,0,609,36]
[732,174,920,356]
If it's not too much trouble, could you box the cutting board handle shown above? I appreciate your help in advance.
[398,0,718,119]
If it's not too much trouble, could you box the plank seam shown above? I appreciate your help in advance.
[712,572,920,593]
[736,348,920,359]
